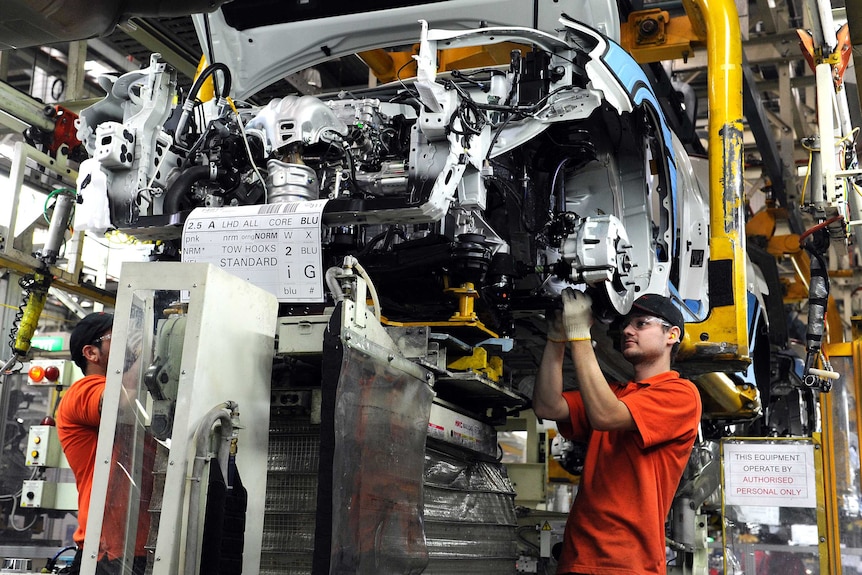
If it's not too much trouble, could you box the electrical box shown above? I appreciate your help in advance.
[276,313,331,355]
[25,425,62,467]
[20,479,56,508]
[507,463,547,505]
[25,359,77,386]
[20,480,77,509]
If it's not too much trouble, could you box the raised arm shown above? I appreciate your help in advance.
[560,289,635,431]
[533,338,571,421]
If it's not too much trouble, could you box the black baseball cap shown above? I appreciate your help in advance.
[70,312,114,371]
[629,294,685,338]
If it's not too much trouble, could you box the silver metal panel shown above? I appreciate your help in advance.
[84,262,278,575]
[276,312,332,356]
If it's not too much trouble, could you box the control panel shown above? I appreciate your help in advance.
[20,480,77,509]
[25,425,62,467]
[20,479,56,508]
[26,359,76,387]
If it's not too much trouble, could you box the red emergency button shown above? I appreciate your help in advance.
[44,366,60,382]
[28,366,45,382]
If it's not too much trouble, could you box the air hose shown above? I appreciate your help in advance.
[10,272,52,357]
[800,217,842,390]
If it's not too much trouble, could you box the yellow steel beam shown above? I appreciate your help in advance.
[691,371,761,419]
[380,317,499,339]
[680,0,749,370]
[815,309,851,575]
[680,0,709,39]
[809,432,837,574]
[359,43,528,84]
[358,49,416,84]
[818,393,843,573]
[852,322,862,556]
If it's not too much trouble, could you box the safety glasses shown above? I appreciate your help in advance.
[621,317,671,331]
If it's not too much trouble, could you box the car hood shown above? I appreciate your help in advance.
[191,0,619,99]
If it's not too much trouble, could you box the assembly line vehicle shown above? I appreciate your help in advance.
[0,0,858,573]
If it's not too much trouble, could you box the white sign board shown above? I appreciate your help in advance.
[181,201,327,303]
[723,442,817,508]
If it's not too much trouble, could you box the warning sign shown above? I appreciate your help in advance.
[181,201,327,303]
[723,442,816,508]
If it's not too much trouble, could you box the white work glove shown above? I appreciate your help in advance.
[561,288,593,341]
[126,328,144,360]
[123,328,146,372]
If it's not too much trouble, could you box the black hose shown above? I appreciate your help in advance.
[802,247,829,375]
[192,62,232,101]
[163,166,212,214]
[47,545,77,571]
[176,63,233,147]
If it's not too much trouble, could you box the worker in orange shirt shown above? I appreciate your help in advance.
[533,290,702,575]
[56,313,152,575]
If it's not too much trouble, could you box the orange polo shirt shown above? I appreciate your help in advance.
[56,375,152,559]
[56,374,104,547]
[556,371,702,575]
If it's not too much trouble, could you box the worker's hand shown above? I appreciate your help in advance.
[561,288,593,341]
[124,328,145,371]
[547,309,567,343]
[126,329,143,358]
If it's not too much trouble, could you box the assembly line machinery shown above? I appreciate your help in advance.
[1,0,862,573]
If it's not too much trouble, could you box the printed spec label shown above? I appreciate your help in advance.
[181,201,327,303]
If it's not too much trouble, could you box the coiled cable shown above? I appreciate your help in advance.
[9,272,51,357]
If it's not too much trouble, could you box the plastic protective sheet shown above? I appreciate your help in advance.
[97,290,165,575]
[423,447,517,573]
[330,344,434,574]
[424,450,517,525]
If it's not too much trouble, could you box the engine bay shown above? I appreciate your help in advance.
[73,18,706,347]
